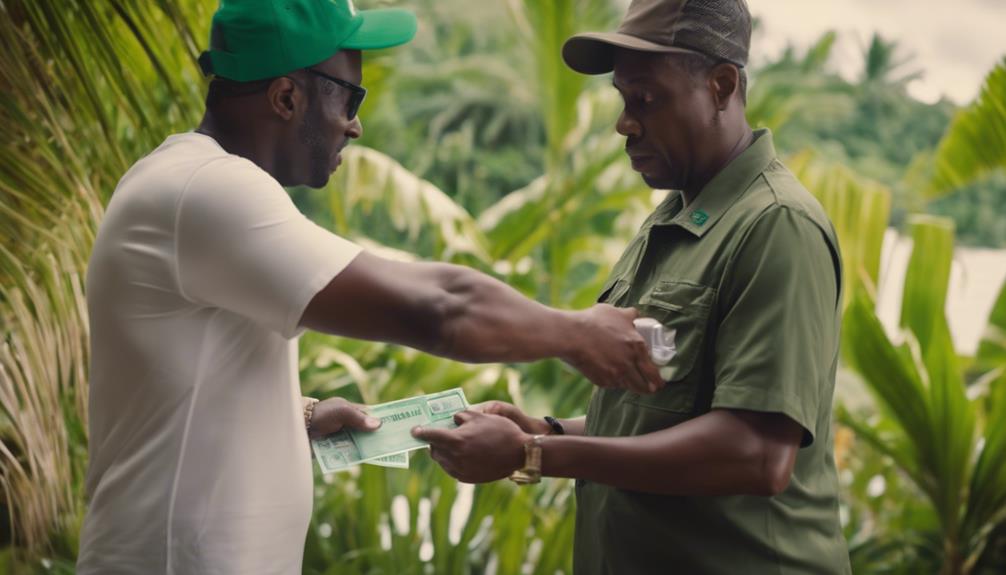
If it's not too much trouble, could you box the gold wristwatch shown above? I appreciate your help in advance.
[509,434,546,485]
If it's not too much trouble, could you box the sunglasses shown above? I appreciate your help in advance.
[304,68,367,120]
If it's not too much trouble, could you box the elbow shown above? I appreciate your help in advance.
[423,289,462,358]
[759,464,792,497]
[422,269,472,358]
[753,442,796,497]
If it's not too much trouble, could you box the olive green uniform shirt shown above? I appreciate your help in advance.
[573,130,851,574]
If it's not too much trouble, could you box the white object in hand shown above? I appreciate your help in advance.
[633,317,677,366]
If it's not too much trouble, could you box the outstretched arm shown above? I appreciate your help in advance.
[300,252,664,393]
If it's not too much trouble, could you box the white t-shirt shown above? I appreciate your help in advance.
[77,132,361,574]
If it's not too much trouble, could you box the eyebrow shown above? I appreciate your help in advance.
[612,76,653,91]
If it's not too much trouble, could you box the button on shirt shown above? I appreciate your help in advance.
[573,130,851,574]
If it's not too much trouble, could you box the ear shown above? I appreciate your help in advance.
[708,63,740,111]
[266,76,302,121]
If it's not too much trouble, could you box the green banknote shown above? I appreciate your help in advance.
[311,388,469,474]
[365,452,409,469]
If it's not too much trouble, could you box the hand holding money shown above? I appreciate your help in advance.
[411,410,529,484]
[311,388,470,474]
[308,397,382,439]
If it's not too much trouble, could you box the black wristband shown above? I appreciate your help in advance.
[543,415,565,435]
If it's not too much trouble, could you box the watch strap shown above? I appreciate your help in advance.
[544,415,565,435]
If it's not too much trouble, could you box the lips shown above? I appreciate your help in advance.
[628,154,655,171]
[626,146,654,160]
[330,145,347,172]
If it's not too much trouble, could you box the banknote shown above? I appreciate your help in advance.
[365,452,409,469]
[311,388,469,474]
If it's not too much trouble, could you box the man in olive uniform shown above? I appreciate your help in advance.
[415,1,852,573]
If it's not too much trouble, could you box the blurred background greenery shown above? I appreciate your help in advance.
[1,0,1005,573]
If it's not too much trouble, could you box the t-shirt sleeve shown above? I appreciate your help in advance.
[175,157,362,339]
[711,206,840,447]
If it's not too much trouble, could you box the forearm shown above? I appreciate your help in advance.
[539,410,795,496]
[433,264,579,363]
[557,416,586,436]
[303,253,660,392]
[303,256,575,362]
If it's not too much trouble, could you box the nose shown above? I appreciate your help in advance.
[615,108,641,139]
[346,116,363,140]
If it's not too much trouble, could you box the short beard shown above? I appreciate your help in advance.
[297,99,331,188]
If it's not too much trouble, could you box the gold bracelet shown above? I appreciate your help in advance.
[303,397,320,434]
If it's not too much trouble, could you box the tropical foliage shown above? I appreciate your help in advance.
[0,0,205,565]
[927,59,1006,197]
[1,0,1005,574]
[838,217,1006,574]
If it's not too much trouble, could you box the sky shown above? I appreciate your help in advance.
[747,0,1006,105]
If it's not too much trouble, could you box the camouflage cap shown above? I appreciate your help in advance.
[563,0,752,75]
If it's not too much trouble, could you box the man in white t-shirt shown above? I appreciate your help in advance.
[77,1,664,573]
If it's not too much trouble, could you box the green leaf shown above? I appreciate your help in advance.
[928,58,1006,197]
[899,215,955,357]
[842,294,929,463]
[976,280,1006,374]
[962,372,1006,558]
[790,153,891,308]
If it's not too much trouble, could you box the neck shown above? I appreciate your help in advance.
[682,122,754,204]
[197,110,278,178]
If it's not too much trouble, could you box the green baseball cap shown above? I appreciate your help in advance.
[198,0,417,82]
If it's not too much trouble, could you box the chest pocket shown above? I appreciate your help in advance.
[622,280,716,417]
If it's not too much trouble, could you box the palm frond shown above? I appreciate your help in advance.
[0,0,209,557]
[789,152,892,309]
[928,59,1006,197]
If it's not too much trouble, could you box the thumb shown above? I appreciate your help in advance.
[411,425,456,445]
[337,405,382,431]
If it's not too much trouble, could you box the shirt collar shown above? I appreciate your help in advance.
[651,128,777,236]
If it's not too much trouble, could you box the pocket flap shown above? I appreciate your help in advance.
[597,278,631,306]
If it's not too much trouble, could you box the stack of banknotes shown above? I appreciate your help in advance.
[311,387,469,473]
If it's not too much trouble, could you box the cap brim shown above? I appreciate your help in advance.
[342,8,417,51]
[562,32,702,75]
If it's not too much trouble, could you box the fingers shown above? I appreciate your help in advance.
[611,336,651,394]
[454,410,478,425]
[471,400,507,415]
[635,343,666,393]
[626,338,665,394]
[618,305,640,319]
[333,402,382,431]
[623,360,653,394]
[428,445,459,478]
